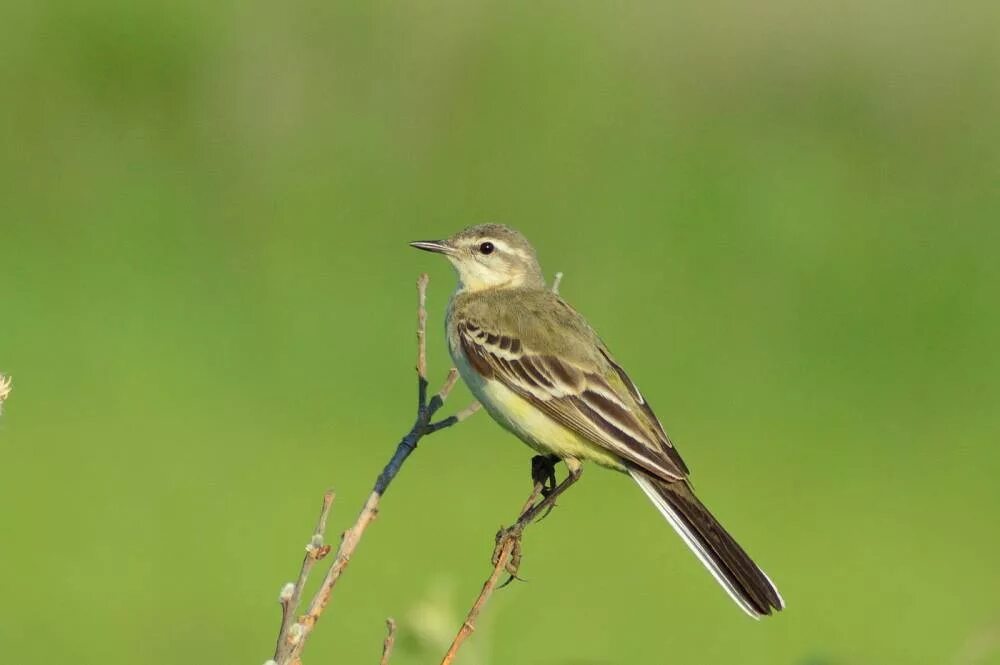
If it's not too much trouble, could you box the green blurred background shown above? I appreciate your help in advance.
[2,1,999,663]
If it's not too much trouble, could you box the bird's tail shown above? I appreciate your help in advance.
[629,470,784,618]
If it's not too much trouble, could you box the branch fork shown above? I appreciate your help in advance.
[268,274,478,665]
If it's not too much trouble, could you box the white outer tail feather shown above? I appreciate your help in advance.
[629,471,783,619]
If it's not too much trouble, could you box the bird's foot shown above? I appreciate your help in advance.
[492,523,525,582]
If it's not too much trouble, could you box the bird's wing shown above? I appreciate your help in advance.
[457,319,689,481]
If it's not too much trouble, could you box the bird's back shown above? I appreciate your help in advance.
[449,287,606,367]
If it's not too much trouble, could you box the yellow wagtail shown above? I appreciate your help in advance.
[411,224,784,618]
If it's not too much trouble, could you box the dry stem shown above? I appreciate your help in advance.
[269,274,477,665]
[439,484,544,665]
[272,491,335,660]
[380,618,397,665]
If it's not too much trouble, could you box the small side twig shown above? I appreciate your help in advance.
[272,491,335,660]
[551,271,564,294]
[270,274,478,665]
[439,483,544,665]
[380,618,397,665]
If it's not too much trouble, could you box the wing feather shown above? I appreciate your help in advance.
[458,320,688,481]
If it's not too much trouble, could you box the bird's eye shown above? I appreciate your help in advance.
[479,241,495,255]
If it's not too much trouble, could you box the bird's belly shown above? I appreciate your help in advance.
[452,344,624,469]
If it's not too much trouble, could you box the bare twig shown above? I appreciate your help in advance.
[551,271,564,294]
[440,460,583,665]
[272,491,335,661]
[451,401,482,423]
[439,484,544,665]
[270,274,478,665]
[416,272,429,379]
[0,373,11,416]
[380,618,398,665]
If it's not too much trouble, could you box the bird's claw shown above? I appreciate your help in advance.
[492,524,524,579]
[534,501,557,523]
[498,572,525,589]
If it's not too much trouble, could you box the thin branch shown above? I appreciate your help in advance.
[272,491,335,662]
[453,401,482,422]
[441,461,583,664]
[270,274,478,665]
[379,618,397,665]
[417,273,429,380]
[439,484,544,665]
[551,271,564,294]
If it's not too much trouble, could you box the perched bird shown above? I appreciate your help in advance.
[410,224,784,618]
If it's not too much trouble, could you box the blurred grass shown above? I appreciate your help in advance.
[1,1,999,663]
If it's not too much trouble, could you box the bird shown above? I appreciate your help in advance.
[410,223,784,618]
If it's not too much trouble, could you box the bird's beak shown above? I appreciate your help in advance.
[409,240,455,255]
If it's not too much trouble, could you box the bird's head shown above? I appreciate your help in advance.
[410,224,545,292]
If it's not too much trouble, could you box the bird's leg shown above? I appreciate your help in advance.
[517,459,582,528]
[531,454,559,495]
[491,461,583,581]
[531,454,559,496]
[525,454,559,522]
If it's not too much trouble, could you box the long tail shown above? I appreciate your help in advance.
[629,470,784,618]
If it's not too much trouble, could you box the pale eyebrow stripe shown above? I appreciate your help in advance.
[483,239,531,261]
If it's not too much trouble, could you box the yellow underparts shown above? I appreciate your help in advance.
[471,369,626,472]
